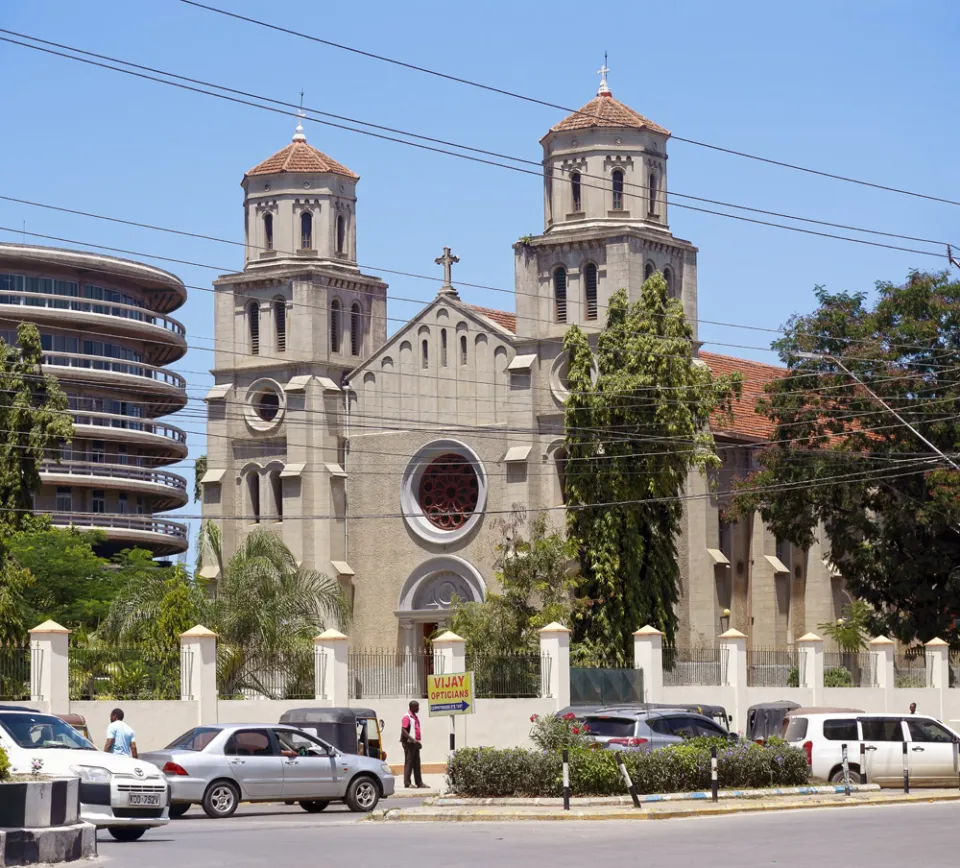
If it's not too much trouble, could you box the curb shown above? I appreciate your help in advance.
[371,791,960,823]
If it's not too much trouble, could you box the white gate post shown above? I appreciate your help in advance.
[633,625,663,703]
[29,621,70,713]
[315,629,348,706]
[539,623,570,711]
[180,626,218,725]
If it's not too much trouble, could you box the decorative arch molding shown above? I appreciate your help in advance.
[395,556,487,620]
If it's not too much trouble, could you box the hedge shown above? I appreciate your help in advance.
[446,738,809,798]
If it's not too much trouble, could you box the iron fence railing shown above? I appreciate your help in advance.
[217,646,316,700]
[465,654,548,698]
[894,650,929,689]
[69,645,181,700]
[950,652,960,689]
[0,646,30,700]
[823,652,877,687]
[663,647,727,686]
[347,650,441,699]
[747,648,800,687]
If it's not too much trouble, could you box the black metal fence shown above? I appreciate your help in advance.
[747,648,799,687]
[823,652,876,688]
[348,650,436,699]
[894,650,928,689]
[70,645,181,700]
[663,647,727,686]
[217,646,316,700]
[466,653,548,698]
[0,646,30,700]
[569,667,644,705]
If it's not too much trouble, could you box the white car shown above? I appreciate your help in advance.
[0,707,169,841]
[783,711,960,786]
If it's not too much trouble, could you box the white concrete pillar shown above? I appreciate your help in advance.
[180,626,218,725]
[432,631,466,676]
[925,637,949,721]
[797,632,824,705]
[29,620,70,713]
[315,629,349,706]
[719,628,747,735]
[632,625,663,703]
[539,622,571,710]
[870,636,895,710]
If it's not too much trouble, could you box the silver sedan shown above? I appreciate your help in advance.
[140,723,395,818]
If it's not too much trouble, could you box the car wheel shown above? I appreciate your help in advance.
[202,780,240,818]
[168,803,191,819]
[300,800,330,813]
[345,775,380,813]
[829,768,862,785]
[107,827,146,842]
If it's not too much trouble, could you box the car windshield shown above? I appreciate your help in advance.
[582,717,636,738]
[165,727,221,751]
[0,712,95,750]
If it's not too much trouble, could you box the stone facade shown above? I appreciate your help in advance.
[203,80,845,651]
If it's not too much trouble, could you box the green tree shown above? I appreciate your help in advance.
[452,509,579,656]
[564,280,741,662]
[0,323,73,535]
[0,559,34,645]
[731,272,960,645]
[193,454,207,503]
[818,600,871,653]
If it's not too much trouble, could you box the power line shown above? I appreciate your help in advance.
[179,0,960,210]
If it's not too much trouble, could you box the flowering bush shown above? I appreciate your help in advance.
[0,747,9,782]
[446,737,808,798]
[528,711,592,751]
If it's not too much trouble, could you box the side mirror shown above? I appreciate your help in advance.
[727,732,740,743]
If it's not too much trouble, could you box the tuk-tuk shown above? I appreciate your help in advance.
[746,701,800,743]
[57,713,90,742]
[279,707,387,761]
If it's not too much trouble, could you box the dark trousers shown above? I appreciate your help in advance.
[402,741,423,787]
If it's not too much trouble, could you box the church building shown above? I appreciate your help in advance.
[201,72,845,652]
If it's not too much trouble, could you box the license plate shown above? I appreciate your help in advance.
[127,794,161,807]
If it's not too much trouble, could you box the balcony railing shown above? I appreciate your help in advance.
[71,409,187,444]
[0,289,186,337]
[45,511,188,540]
[41,351,186,389]
[41,460,187,492]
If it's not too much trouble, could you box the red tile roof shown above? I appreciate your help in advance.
[468,305,517,333]
[550,94,670,136]
[246,141,359,180]
[700,351,786,441]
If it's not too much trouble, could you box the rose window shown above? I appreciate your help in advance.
[417,454,480,529]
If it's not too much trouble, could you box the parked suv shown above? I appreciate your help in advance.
[783,712,960,786]
[582,707,737,751]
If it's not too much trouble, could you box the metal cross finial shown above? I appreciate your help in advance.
[293,89,307,142]
[434,247,460,296]
[597,53,611,96]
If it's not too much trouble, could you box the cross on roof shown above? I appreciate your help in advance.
[435,247,460,296]
[597,53,611,96]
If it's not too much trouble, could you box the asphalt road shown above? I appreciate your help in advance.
[96,801,960,867]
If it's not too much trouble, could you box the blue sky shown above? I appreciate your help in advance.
[1,0,958,558]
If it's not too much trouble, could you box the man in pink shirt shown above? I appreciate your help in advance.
[401,700,427,788]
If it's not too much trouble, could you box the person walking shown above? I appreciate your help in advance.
[104,708,138,758]
[401,700,427,789]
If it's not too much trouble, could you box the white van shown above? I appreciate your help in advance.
[0,707,169,841]
[783,711,960,786]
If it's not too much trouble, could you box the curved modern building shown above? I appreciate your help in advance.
[0,243,190,556]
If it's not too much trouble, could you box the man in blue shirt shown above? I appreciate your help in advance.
[104,708,138,758]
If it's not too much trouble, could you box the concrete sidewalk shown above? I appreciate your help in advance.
[372,788,960,821]
[388,773,447,799]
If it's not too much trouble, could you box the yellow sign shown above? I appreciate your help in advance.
[426,671,475,716]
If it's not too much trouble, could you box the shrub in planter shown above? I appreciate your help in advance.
[0,745,9,782]
[824,666,854,687]
[528,712,592,751]
[447,737,809,798]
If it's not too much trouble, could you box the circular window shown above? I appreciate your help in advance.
[401,439,488,544]
[244,379,286,432]
[550,351,599,405]
[418,454,480,530]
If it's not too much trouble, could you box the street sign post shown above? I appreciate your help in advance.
[427,672,475,758]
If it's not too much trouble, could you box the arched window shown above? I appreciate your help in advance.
[247,301,260,355]
[263,213,274,250]
[330,299,342,353]
[246,473,260,524]
[441,329,448,367]
[336,214,346,255]
[350,302,362,357]
[648,173,658,214]
[460,334,468,366]
[555,447,569,505]
[571,171,582,212]
[644,261,655,281]
[421,339,429,369]
[663,267,674,297]
[269,471,283,521]
[584,263,598,321]
[274,296,286,352]
[612,169,624,210]
[553,267,568,324]
[300,211,313,249]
